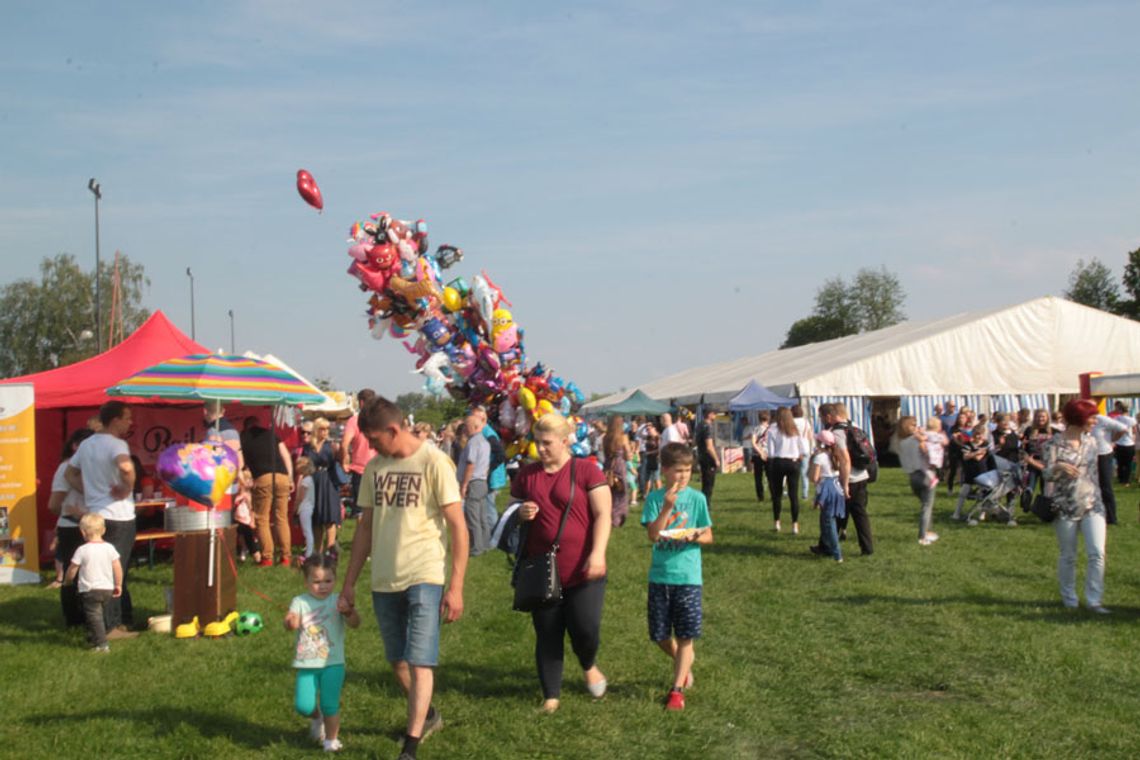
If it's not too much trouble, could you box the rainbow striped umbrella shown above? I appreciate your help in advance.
[106,354,329,405]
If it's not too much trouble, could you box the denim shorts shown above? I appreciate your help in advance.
[647,583,703,641]
[372,583,444,667]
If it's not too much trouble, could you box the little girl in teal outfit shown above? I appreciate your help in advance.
[285,554,360,752]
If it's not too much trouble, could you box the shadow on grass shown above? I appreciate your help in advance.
[24,707,297,750]
[0,595,78,645]
[823,592,1140,623]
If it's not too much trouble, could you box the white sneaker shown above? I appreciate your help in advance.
[925,532,939,543]
[918,538,932,546]
[1089,605,1112,615]
[310,716,325,743]
[323,738,343,752]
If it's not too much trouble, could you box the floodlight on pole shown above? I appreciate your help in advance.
[87,178,102,352]
[186,267,196,340]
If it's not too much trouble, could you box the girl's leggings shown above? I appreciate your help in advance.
[295,664,345,717]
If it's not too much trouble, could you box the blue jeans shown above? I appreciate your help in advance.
[799,456,810,500]
[372,584,443,666]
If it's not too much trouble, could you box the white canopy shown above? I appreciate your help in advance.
[585,296,1140,409]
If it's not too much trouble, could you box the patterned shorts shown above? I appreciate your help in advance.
[647,583,703,642]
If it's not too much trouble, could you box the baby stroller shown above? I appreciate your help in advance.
[963,455,1025,527]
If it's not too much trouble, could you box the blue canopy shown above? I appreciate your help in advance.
[727,379,797,411]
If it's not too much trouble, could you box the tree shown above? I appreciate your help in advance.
[394,392,467,428]
[0,253,149,377]
[780,315,852,348]
[1064,258,1119,312]
[851,266,906,331]
[780,266,906,348]
[1116,247,1140,319]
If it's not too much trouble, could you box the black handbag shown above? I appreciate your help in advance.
[1030,493,1057,523]
[512,459,576,612]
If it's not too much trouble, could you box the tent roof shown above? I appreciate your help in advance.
[0,310,208,409]
[594,389,672,416]
[585,296,1140,407]
[728,379,796,411]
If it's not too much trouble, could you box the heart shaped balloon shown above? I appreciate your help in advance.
[296,168,324,211]
[156,443,239,508]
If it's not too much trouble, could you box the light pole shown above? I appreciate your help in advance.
[185,267,196,340]
[87,178,102,352]
[228,309,235,354]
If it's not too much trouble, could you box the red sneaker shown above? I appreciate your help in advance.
[665,689,685,711]
[257,558,274,568]
[279,556,292,567]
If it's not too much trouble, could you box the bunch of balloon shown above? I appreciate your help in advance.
[342,210,589,460]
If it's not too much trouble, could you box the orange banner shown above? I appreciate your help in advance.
[0,384,38,584]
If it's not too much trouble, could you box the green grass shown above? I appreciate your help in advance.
[4,469,1140,759]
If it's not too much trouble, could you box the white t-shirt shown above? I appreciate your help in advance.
[661,424,684,447]
[1093,415,1129,456]
[70,541,120,593]
[297,475,315,513]
[70,433,135,521]
[1115,415,1137,448]
[811,451,837,479]
[51,461,86,529]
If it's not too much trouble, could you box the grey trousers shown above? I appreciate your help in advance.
[464,479,491,555]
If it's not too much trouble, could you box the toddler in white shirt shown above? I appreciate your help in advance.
[64,513,123,652]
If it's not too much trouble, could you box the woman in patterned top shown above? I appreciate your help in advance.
[1043,399,1109,614]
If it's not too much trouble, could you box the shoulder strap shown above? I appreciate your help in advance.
[551,458,577,550]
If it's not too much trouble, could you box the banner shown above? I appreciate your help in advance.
[0,384,38,584]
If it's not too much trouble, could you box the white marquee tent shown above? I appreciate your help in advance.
[585,296,1140,431]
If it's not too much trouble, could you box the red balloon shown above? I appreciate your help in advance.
[296,169,323,211]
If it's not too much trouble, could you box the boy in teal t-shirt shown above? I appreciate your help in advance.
[641,442,714,711]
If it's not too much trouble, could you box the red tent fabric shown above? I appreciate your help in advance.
[0,310,208,407]
[1,310,212,564]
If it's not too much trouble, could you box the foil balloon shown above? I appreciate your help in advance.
[296,169,324,211]
[156,443,238,508]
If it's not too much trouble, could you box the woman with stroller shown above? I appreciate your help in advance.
[952,422,992,521]
[1044,399,1109,614]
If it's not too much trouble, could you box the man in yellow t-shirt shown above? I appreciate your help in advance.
[340,397,468,759]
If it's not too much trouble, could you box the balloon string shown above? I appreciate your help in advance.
[220,529,290,611]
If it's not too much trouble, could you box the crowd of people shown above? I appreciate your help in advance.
[46,390,1138,758]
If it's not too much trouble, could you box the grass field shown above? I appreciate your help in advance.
[3,468,1140,759]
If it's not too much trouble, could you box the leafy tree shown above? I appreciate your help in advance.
[1116,247,1140,319]
[852,266,906,330]
[780,315,852,348]
[394,392,468,428]
[780,266,906,348]
[0,253,149,377]
[813,277,858,334]
[313,375,336,392]
[1063,257,1119,312]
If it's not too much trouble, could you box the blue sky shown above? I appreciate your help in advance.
[2,1,1138,397]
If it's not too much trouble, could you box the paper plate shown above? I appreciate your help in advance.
[659,528,700,540]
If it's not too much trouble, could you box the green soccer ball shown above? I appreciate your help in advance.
[234,611,264,636]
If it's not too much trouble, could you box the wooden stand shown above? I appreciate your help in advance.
[173,526,237,626]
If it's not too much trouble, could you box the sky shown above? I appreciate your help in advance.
[2,1,1138,399]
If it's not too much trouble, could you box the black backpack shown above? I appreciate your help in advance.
[487,434,507,472]
[837,422,877,472]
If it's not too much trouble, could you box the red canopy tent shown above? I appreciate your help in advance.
[0,311,219,562]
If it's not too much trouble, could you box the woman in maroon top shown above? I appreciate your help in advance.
[514,412,612,713]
